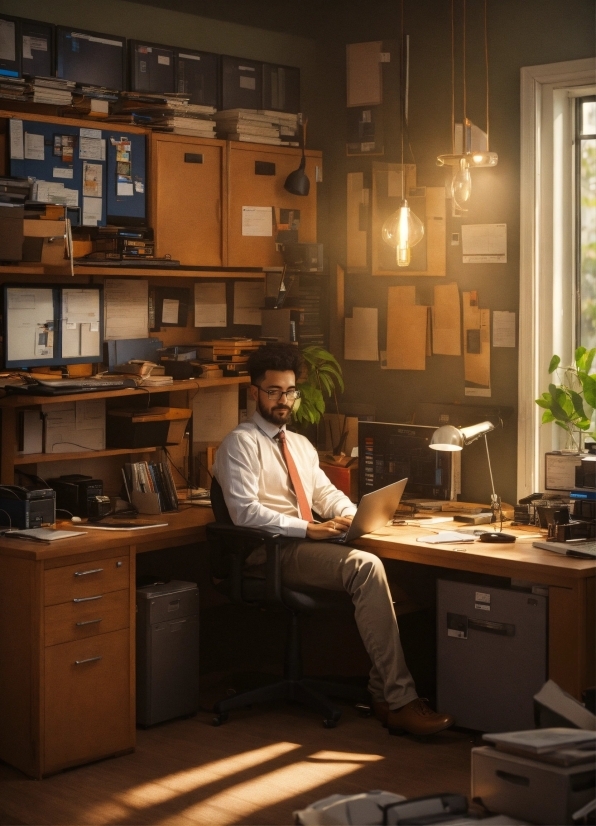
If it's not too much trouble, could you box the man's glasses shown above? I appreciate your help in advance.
[254,385,301,402]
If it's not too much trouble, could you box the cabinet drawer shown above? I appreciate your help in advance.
[44,628,132,773]
[44,554,129,606]
[45,588,129,647]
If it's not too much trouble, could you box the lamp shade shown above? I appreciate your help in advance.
[429,425,464,451]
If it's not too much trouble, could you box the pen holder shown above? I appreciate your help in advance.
[131,490,162,515]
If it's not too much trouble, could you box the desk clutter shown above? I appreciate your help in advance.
[123,460,178,514]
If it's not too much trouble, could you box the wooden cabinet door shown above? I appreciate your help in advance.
[227,144,321,268]
[151,134,226,266]
[44,628,132,773]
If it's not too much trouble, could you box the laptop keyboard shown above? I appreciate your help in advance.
[533,539,596,558]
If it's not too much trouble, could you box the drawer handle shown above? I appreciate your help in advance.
[74,656,102,666]
[76,618,103,627]
[73,595,103,603]
[74,568,103,577]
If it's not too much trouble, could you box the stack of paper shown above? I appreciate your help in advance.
[162,97,217,138]
[31,76,75,105]
[214,109,299,146]
[0,77,28,102]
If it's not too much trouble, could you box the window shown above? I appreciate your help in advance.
[578,96,596,350]
[518,59,596,498]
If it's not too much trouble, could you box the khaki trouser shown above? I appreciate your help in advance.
[279,541,418,710]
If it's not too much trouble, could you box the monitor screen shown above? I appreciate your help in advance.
[129,40,175,94]
[3,284,104,369]
[262,63,300,113]
[0,16,20,77]
[358,421,459,502]
[175,48,218,107]
[56,27,126,90]
[21,18,54,78]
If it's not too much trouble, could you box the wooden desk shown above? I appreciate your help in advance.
[357,525,595,703]
[0,511,593,778]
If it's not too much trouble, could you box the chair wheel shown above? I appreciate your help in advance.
[212,713,229,726]
[323,718,338,728]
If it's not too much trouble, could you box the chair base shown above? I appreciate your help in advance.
[212,676,369,728]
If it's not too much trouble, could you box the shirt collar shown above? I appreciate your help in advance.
[252,409,286,441]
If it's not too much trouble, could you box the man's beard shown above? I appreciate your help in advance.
[257,397,293,425]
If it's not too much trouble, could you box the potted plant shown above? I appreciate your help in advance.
[292,345,344,427]
[535,346,596,451]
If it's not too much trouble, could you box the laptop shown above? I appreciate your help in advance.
[330,478,408,544]
[533,539,596,559]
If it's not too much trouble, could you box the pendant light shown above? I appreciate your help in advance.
[381,1,424,267]
[437,0,498,211]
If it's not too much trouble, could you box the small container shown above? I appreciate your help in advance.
[106,407,190,448]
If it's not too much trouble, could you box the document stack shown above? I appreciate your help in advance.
[0,178,31,206]
[123,460,178,514]
[30,77,75,106]
[68,85,119,118]
[214,109,299,146]
[0,77,28,102]
[160,96,217,138]
[108,91,171,125]
[194,338,263,377]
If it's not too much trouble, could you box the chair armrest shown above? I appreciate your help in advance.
[206,522,284,604]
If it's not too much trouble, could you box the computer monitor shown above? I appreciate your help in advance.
[129,40,175,94]
[262,63,300,113]
[3,284,104,370]
[0,15,20,78]
[21,18,54,78]
[56,26,126,90]
[358,421,459,502]
[175,48,218,107]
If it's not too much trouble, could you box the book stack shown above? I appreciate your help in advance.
[123,460,178,513]
[295,274,325,347]
[68,85,119,118]
[161,96,217,138]
[108,91,172,125]
[194,338,264,377]
[31,77,75,105]
[0,177,31,206]
[0,77,28,102]
[214,109,299,146]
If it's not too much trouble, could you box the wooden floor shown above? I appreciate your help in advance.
[0,696,475,826]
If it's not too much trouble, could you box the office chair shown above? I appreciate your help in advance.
[206,477,369,727]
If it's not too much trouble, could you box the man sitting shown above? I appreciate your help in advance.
[212,342,454,736]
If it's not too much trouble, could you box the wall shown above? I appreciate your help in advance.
[313,0,596,505]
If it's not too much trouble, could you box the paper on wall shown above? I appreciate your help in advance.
[386,286,427,370]
[194,282,227,327]
[192,384,239,444]
[344,308,379,361]
[9,118,23,159]
[83,162,102,197]
[463,291,491,396]
[82,196,102,227]
[493,311,516,347]
[432,283,461,355]
[104,278,148,340]
[462,223,507,263]
[161,298,179,325]
[242,206,272,237]
[79,137,105,161]
[233,282,264,325]
[24,132,44,161]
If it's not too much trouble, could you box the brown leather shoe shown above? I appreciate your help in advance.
[372,698,454,736]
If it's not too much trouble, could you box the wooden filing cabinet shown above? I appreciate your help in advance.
[0,546,135,778]
[226,143,321,268]
[150,133,227,266]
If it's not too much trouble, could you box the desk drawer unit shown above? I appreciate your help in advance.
[44,553,129,606]
[45,588,129,647]
[44,628,131,773]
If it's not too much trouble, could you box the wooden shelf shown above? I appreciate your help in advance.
[0,265,266,279]
[0,376,249,407]
[14,447,158,465]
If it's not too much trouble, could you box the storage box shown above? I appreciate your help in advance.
[471,745,595,825]
[0,205,24,262]
[22,219,66,265]
[319,459,358,503]
[107,407,190,449]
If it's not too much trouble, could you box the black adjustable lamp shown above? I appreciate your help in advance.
[284,117,310,196]
[429,421,501,523]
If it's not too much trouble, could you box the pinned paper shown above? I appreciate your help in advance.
[82,196,102,227]
[83,162,102,198]
[463,291,491,396]
[462,224,507,263]
[9,119,24,159]
[493,311,516,347]
[344,308,379,361]
[432,283,461,355]
[233,282,264,325]
[386,286,427,370]
[194,283,227,327]
[242,206,272,237]
[24,132,44,161]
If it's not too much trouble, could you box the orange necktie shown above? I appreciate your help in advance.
[276,430,314,522]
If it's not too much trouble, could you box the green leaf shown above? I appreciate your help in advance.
[575,346,587,366]
[541,410,555,423]
[535,398,552,410]
[584,348,596,374]
[569,389,587,420]
[548,384,571,421]
[548,355,561,373]
[580,374,596,408]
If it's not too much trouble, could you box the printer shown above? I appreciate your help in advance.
[0,486,55,528]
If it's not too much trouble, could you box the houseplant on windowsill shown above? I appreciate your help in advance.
[535,347,596,452]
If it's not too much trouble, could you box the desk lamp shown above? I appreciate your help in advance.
[429,420,501,522]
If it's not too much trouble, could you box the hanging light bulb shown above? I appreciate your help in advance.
[451,157,472,210]
[382,200,425,267]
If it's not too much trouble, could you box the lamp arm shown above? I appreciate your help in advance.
[484,434,500,522]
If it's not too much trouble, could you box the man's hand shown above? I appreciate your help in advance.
[306,515,353,541]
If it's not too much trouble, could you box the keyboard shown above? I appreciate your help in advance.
[6,378,137,396]
[533,539,596,559]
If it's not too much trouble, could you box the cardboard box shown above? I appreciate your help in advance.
[319,459,359,503]
[471,745,595,825]
[23,219,66,265]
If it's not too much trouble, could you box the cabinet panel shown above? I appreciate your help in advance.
[151,134,225,266]
[45,588,129,647]
[44,553,129,607]
[227,144,321,268]
[44,629,132,773]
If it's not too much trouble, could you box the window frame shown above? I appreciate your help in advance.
[518,58,596,498]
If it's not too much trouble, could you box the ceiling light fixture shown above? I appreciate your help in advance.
[381,0,424,267]
[437,0,498,211]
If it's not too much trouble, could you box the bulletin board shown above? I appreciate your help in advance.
[9,117,146,226]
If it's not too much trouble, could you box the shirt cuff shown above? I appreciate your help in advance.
[284,517,309,538]
[340,506,358,517]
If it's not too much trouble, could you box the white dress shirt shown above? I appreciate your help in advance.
[212,410,357,537]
